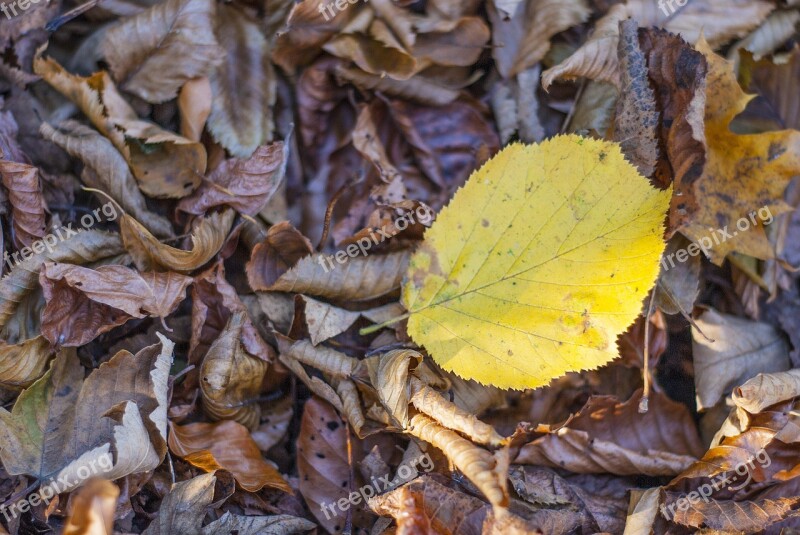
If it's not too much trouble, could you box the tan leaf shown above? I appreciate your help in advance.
[323,34,419,81]
[0,159,46,248]
[693,309,790,411]
[178,76,212,142]
[515,390,704,476]
[246,221,313,290]
[409,377,504,447]
[142,472,314,535]
[663,492,800,532]
[0,335,54,389]
[730,10,800,61]
[121,209,234,273]
[101,0,224,103]
[334,378,366,436]
[277,337,359,378]
[407,413,507,507]
[352,102,401,183]
[199,311,268,430]
[623,488,661,535]
[62,479,120,535]
[177,142,287,216]
[39,121,174,238]
[0,229,124,330]
[33,57,207,199]
[299,296,361,346]
[733,369,800,414]
[335,65,460,106]
[372,349,422,428]
[264,251,410,301]
[252,396,293,452]
[168,420,291,493]
[0,335,173,493]
[206,4,276,157]
[488,0,589,78]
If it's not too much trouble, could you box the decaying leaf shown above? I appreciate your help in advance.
[62,479,120,535]
[0,159,46,248]
[0,335,54,389]
[403,136,670,389]
[0,335,173,493]
[168,420,291,493]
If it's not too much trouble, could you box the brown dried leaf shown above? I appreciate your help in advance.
[62,479,120,535]
[0,159,46,248]
[297,397,358,533]
[614,20,659,178]
[334,378,366,436]
[264,251,410,302]
[516,390,704,476]
[277,337,359,378]
[663,491,800,532]
[335,65,460,106]
[207,4,276,157]
[0,335,173,492]
[39,121,174,238]
[654,235,700,315]
[693,309,790,411]
[0,229,124,330]
[299,296,361,346]
[488,0,589,78]
[372,349,422,428]
[246,221,314,290]
[733,369,800,414]
[168,420,291,493]
[407,413,507,507]
[0,335,54,389]
[178,142,287,216]
[121,209,234,273]
[178,76,212,142]
[199,311,268,429]
[101,0,224,103]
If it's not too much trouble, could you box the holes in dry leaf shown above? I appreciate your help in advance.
[316,452,325,459]
[326,421,339,431]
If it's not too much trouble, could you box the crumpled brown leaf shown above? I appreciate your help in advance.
[101,0,224,103]
[0,159,46,249]
[168,420,291,493]
[516,390,704,476]
[0,335,173,493]
[0,335,54,389]
[62,479,119,535]
[199,311,268,429]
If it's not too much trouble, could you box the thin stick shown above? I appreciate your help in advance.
[639,285,657,414]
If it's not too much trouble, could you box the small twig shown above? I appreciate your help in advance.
[639,285,657,414]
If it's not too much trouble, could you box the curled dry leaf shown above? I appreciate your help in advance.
[0,335,54,389]
[178,142,287,216]
[515,390,704,476]
[246,221,314,290]
[178,77,212,142]
[693,309,790,411]
[731,10,800,61]
[0,159,46,248]
[262,250,410,302]
[168,420,291,493]
[334,378,366,436]
[0,335,173,494]
[199,311,268,430]
[662,492,800,532]
[372,349,422,427]
[0,229,124,329]
[121,209,234,273]
[298,295,361,346]
[277,336,359,378]
[335,65,460,106]
[409,377,504,448]
[733,369,800,414]
[206,3,276,157]
[142,472,314,535]
[40,122,174,238]
[34,56,208,198]
[62,479,120,535]
[101,0,224,103]
[407,413,507,507]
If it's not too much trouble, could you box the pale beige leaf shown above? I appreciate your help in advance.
[206,4,275,158]
[730,10,800,61]
[334,378,365,436]
[267,251,409,301]
[409,377,504,447]
[252,396,293,452]
[121,209,234,273]
[372,349,422,428]
[693,309,790,411]
[39,121,174,238]
[623,488,661,535]
[200,311,268,429]
[278,352,343,412]
[732,369,800,414]
[276,336,359,378]
[102,0,224,103]
[301,296,361,346]
[407,413,507,507]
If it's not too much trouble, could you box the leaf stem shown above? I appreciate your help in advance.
[359,313,410,335]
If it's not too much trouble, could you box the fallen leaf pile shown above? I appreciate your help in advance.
[3,0,800,533]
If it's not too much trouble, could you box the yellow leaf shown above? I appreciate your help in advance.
[680,38,800,263]
[402,135,670,389]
